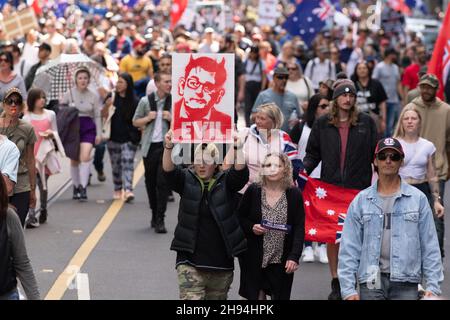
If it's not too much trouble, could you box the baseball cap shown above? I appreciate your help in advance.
[419,74,439,89]
[319,79,335,89]
[3,87,23,104]
[204,27,214,34]
[39,42,52,52]
[273,66,289,76]
[374,137,404,157]
[332,79,356,100]
[133,38,146,49]
[234,24,245,34]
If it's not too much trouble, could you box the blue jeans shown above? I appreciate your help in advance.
[360,273,418,300]
[134,77,150,98]
[0,288,19,300]
[385,102,401,137]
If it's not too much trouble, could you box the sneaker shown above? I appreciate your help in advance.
[124,191,135,203]
[113,190,123,200]
[97,171,106,182]
[26,217,40,229]
[79,186,88,202]
[302,246,315,263]
[73,185,80,200]
[39,209,48,224]
[328,278,342,300]
[317,244,329,264]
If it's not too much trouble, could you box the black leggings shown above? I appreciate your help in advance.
[9,191,30,227]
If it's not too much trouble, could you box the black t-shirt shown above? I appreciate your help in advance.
[176,181,234,271]
[110,95,139,143]
[355,79,388,115]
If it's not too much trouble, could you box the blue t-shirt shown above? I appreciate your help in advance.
[252,88,300,132]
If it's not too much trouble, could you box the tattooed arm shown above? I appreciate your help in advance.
[427,154,444,218]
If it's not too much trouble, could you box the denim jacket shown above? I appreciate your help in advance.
[338,179,443,299]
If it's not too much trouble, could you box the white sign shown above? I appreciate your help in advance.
[172,53,235,143]
[258,0,281,27]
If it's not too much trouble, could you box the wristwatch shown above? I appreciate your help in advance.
[164,143,174,150]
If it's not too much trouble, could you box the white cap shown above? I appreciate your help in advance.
[204,27,214,34]
[234,24,245,33]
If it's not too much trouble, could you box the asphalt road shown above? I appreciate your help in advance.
[24,155,450,300]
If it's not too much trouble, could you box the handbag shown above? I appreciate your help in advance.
[101,92,116,140]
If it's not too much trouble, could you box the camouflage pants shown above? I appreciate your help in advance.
[177,264,233,300]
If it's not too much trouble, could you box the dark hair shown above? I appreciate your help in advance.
[11,44,20,54]
[115,72,137,123]
[0,51,14,71]
[0,172,9,221]
[154,71,171,83]
[160,52,172,60]
[27,88,46,113]
[39,43,52,53]
[351,61,373,84]
[304,93,328,128]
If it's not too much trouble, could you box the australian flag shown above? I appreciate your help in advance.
[283,0,339,47]
[405,0,428,14]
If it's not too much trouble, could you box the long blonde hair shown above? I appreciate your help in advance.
[393,104,422,139]
[258,153,293,190]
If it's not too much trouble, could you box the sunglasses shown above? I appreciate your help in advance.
[275,75,288,80]
[376,152,402,162]
[0,58,8,63]
[288,67,298,71]
[319,104,329,109]
[4,97,22,105]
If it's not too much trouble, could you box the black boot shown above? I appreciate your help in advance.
[79,186,88,202]
[150,211,156,228]
[73,185,80,200]
[328,278,342,300]
[155,215,167,233]
[39,209,48,224]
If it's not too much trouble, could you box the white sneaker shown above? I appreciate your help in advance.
[302,246,314,262]
[318,244,329,264]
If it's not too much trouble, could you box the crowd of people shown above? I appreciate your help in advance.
[0,0,449,300]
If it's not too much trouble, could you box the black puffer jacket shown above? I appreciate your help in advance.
[303,112,377,190]
[164,166,249,258]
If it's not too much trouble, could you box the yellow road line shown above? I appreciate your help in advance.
[45,160,145,300]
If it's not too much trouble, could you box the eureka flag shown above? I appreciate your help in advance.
[303,177,360,244]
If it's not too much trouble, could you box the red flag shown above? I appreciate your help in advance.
[387,0,411,15]
[27,0,43,15]
[303,178,360,244]
[170,0,188,30]
[428,5,450,100]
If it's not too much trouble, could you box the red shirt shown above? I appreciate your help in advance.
[338,121,350,175]
[401,63,420,90]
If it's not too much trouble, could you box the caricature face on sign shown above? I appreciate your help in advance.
[172,53,234,143]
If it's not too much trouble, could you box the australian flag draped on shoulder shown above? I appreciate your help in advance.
[300,174,360,244]
[283,0,340,48]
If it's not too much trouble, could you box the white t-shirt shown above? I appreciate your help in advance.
[398,137,436,180]
[286,77,314,110]
[0,135,20,183]
[297,123,321,178]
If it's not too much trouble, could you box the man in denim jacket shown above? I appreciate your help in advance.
[338,137,443,300]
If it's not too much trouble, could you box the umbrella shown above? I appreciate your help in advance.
[33,53,105,101]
